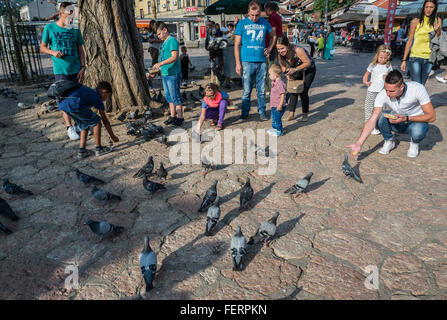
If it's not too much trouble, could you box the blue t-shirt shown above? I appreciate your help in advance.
[58,86,104,113]
[159,36,181,76]
[42,23,84,75]
[235,17,272,62]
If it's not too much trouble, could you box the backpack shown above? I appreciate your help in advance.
[47,80,82,102]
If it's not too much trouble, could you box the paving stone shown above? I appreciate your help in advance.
[221,255,301,296]
[381,254,430,295]
[299,254,379,299]
[366,213,428,252]
[314,229,382,270]
[46,240,108,267]
[202,282,266,300]
[413,207,447,227]
[74,284,120,300]
[432,265,447,290]
[272,230,313,260]
[413,242,447,263]
[327,204,377,234]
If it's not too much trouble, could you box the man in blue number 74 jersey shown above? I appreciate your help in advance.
[235,0,276,122]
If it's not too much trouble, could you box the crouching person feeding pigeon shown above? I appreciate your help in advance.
[192,83,232,142]
[346,70,435,158]
[56,81,119,159]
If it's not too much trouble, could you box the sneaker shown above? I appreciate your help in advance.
[267,129,282,137]
[226,105,238,111]
[301,114,308,122]
[95,146,112,157]
[371,128,381,135]
[407,141,419,158]
[192,130,201,143]
[379,139,396,155]
[164,116,176,125]
[259,114,268,121]
[436,76,447,84]
[77,150,90,159]
[67,126,80,140]
[174,118,184,126]
[239,115,249,122]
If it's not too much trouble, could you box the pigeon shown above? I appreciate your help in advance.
[84,218,124,241]
[198,85,205,97]
[249,141,269,157]
[231,226,247,271]
[117,111,127,122]
[0,222,12,234]
[143,109,152,122]
[142,176,166,196]
[148,122,163,134]
[0,198,19,221]
[127,127,138,136]
[141,127,152,141]
[17,102,26,109]
[127,109,139,119]
[239,177,254,212]
[156,162,168,180]
[139,235,157,293]
[134,156,154,178]
[155,134,169,147]
[248,212,280,247]
[91,186,121,202]
[198,180,218,212]
[2,178,33,196]
[284,172,313,196]
[205,197,221,236]
[74,168,105,185]
[33,94,39,105]
[341,154,362,183]
[201,154,216,177]
[46,103,57,112]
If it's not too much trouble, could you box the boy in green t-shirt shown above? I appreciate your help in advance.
[152,22,184,127]
[40,2,86,141]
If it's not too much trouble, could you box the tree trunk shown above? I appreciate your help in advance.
[79,0,150,112]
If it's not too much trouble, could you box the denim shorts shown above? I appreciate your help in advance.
[66,108,101,131]
[161,72,182,106]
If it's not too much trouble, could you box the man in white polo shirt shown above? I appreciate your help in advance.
[347,70,436,158]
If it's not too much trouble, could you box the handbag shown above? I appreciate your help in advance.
[285,56,305,94]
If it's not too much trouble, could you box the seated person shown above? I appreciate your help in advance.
[57,81,119,158]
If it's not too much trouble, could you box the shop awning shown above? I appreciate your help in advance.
[332,20,356,28]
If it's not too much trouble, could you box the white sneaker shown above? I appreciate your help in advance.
[379,139,395,155]
[371,128,381,135]
[67,126,80,140]
[429,70,435,77]
[436,76,447,84]
[407,141,419,158]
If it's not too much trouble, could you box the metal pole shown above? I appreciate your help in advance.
[36,0,41,20]
[325,0,328,27]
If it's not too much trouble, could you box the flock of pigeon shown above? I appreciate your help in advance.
[0,83,364,294]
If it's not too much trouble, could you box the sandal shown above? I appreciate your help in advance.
[211,119,218,126]
[216,123,223,131]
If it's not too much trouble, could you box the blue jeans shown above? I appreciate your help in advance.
[241,61,267,117]
[408,57,433,85]
[161,72,182,106]
[271,106,286,135]
[377,112,429,143]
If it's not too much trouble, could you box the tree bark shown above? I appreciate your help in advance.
[79,0,150,112]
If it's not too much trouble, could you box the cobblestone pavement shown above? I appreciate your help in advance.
[1,47,447,300]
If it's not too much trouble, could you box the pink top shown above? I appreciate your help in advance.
[270,78,286,108]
